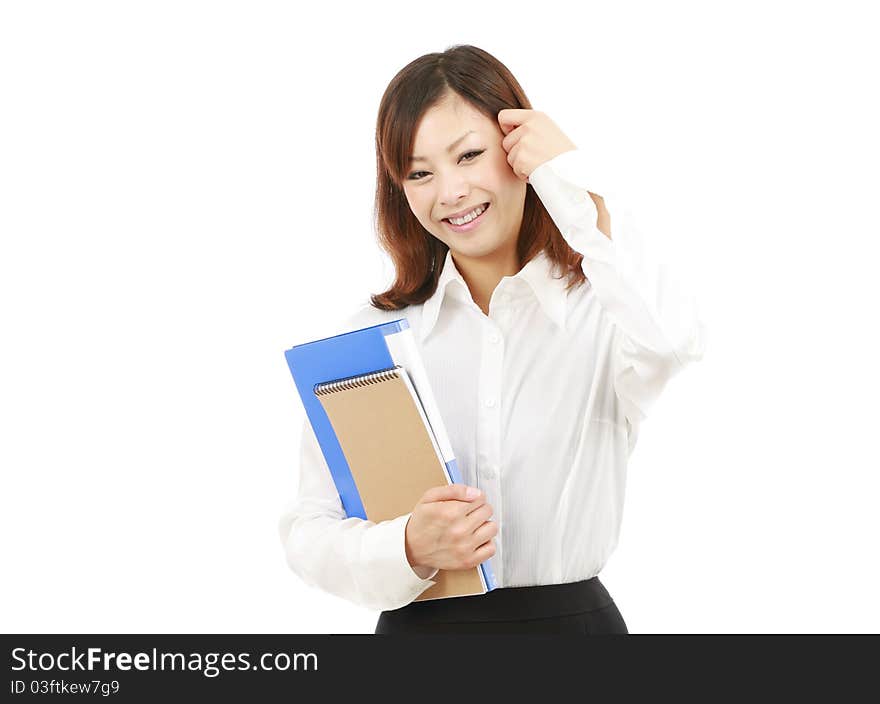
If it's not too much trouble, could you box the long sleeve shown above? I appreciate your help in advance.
[529,148,707,427]
[277,415,439,612]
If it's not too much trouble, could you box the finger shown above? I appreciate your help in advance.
[497,110,516,136]
[451,492,487,517]
[421,483,482,505]
[501,124,523,153]
[471,520,499,547]
[497,108,531,135]
[471,539,497,564]
[506,142,529,180]
[506,141,520,170]
[464,501,493,529]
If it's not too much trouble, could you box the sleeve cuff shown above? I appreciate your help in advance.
[529,148,617,265]
[530,149,595,223]
[362,513,438,599]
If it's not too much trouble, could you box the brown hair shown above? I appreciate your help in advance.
[370,44,587,311]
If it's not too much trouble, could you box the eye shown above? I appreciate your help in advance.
[460,149,483,162]
[406,149,485,181]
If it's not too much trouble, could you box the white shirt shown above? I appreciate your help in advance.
[278,148,707,613]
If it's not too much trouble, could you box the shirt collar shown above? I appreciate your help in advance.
[420,249,568,343]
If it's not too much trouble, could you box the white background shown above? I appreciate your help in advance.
[2,0,878,634]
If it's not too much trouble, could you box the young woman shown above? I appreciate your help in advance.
[278,45,706,634]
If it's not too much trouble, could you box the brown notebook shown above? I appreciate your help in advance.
[314,367,488,601]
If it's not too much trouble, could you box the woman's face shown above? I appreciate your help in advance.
[402,92,527,269]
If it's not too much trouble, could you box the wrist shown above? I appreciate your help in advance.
[405,515,429,573]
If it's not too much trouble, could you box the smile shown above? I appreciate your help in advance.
[442,202,490,232]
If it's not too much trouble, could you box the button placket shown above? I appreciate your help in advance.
[476,316,505,581]
[477,324,504,479]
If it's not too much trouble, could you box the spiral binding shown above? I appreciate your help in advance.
[314,366,402,396]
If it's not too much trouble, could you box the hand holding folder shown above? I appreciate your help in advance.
[284,318,497,602]
[405,483,498,577]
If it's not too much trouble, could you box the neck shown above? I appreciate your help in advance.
[451,246,520,316]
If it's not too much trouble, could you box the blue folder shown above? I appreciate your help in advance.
[284,318,497,594]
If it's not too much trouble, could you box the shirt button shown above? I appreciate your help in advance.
[489,333,500,344]
[482,466,496,480]
[484,398,496,408]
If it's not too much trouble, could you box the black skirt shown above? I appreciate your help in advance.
[375,576,628,634]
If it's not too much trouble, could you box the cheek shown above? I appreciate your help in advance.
[483,160,519,199]
[403,190,428,219]
[489,175,516,211]
[417,199,435,226]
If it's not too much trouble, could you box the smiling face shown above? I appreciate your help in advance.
[402,91,527,272]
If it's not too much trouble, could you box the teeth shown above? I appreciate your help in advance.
[448,204,486,225]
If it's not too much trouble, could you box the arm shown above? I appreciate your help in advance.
[277,417,439,612]
[529,148,707,427]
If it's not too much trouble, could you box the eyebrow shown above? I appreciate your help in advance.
[409,130,477,163]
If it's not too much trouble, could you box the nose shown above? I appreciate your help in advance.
[438,172,470,210]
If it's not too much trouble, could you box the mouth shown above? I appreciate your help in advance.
[442,202,490,233]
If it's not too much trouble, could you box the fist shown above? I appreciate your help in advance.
[405,484,498,572]
[497,108,577,182]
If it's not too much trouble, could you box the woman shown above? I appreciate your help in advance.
[278,45,706,634]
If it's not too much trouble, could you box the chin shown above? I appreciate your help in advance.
[450,240,506,261]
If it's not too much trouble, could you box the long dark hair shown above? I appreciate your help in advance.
[371,44,587,311]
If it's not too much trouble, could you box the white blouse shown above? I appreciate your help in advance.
[278,148,707,612]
